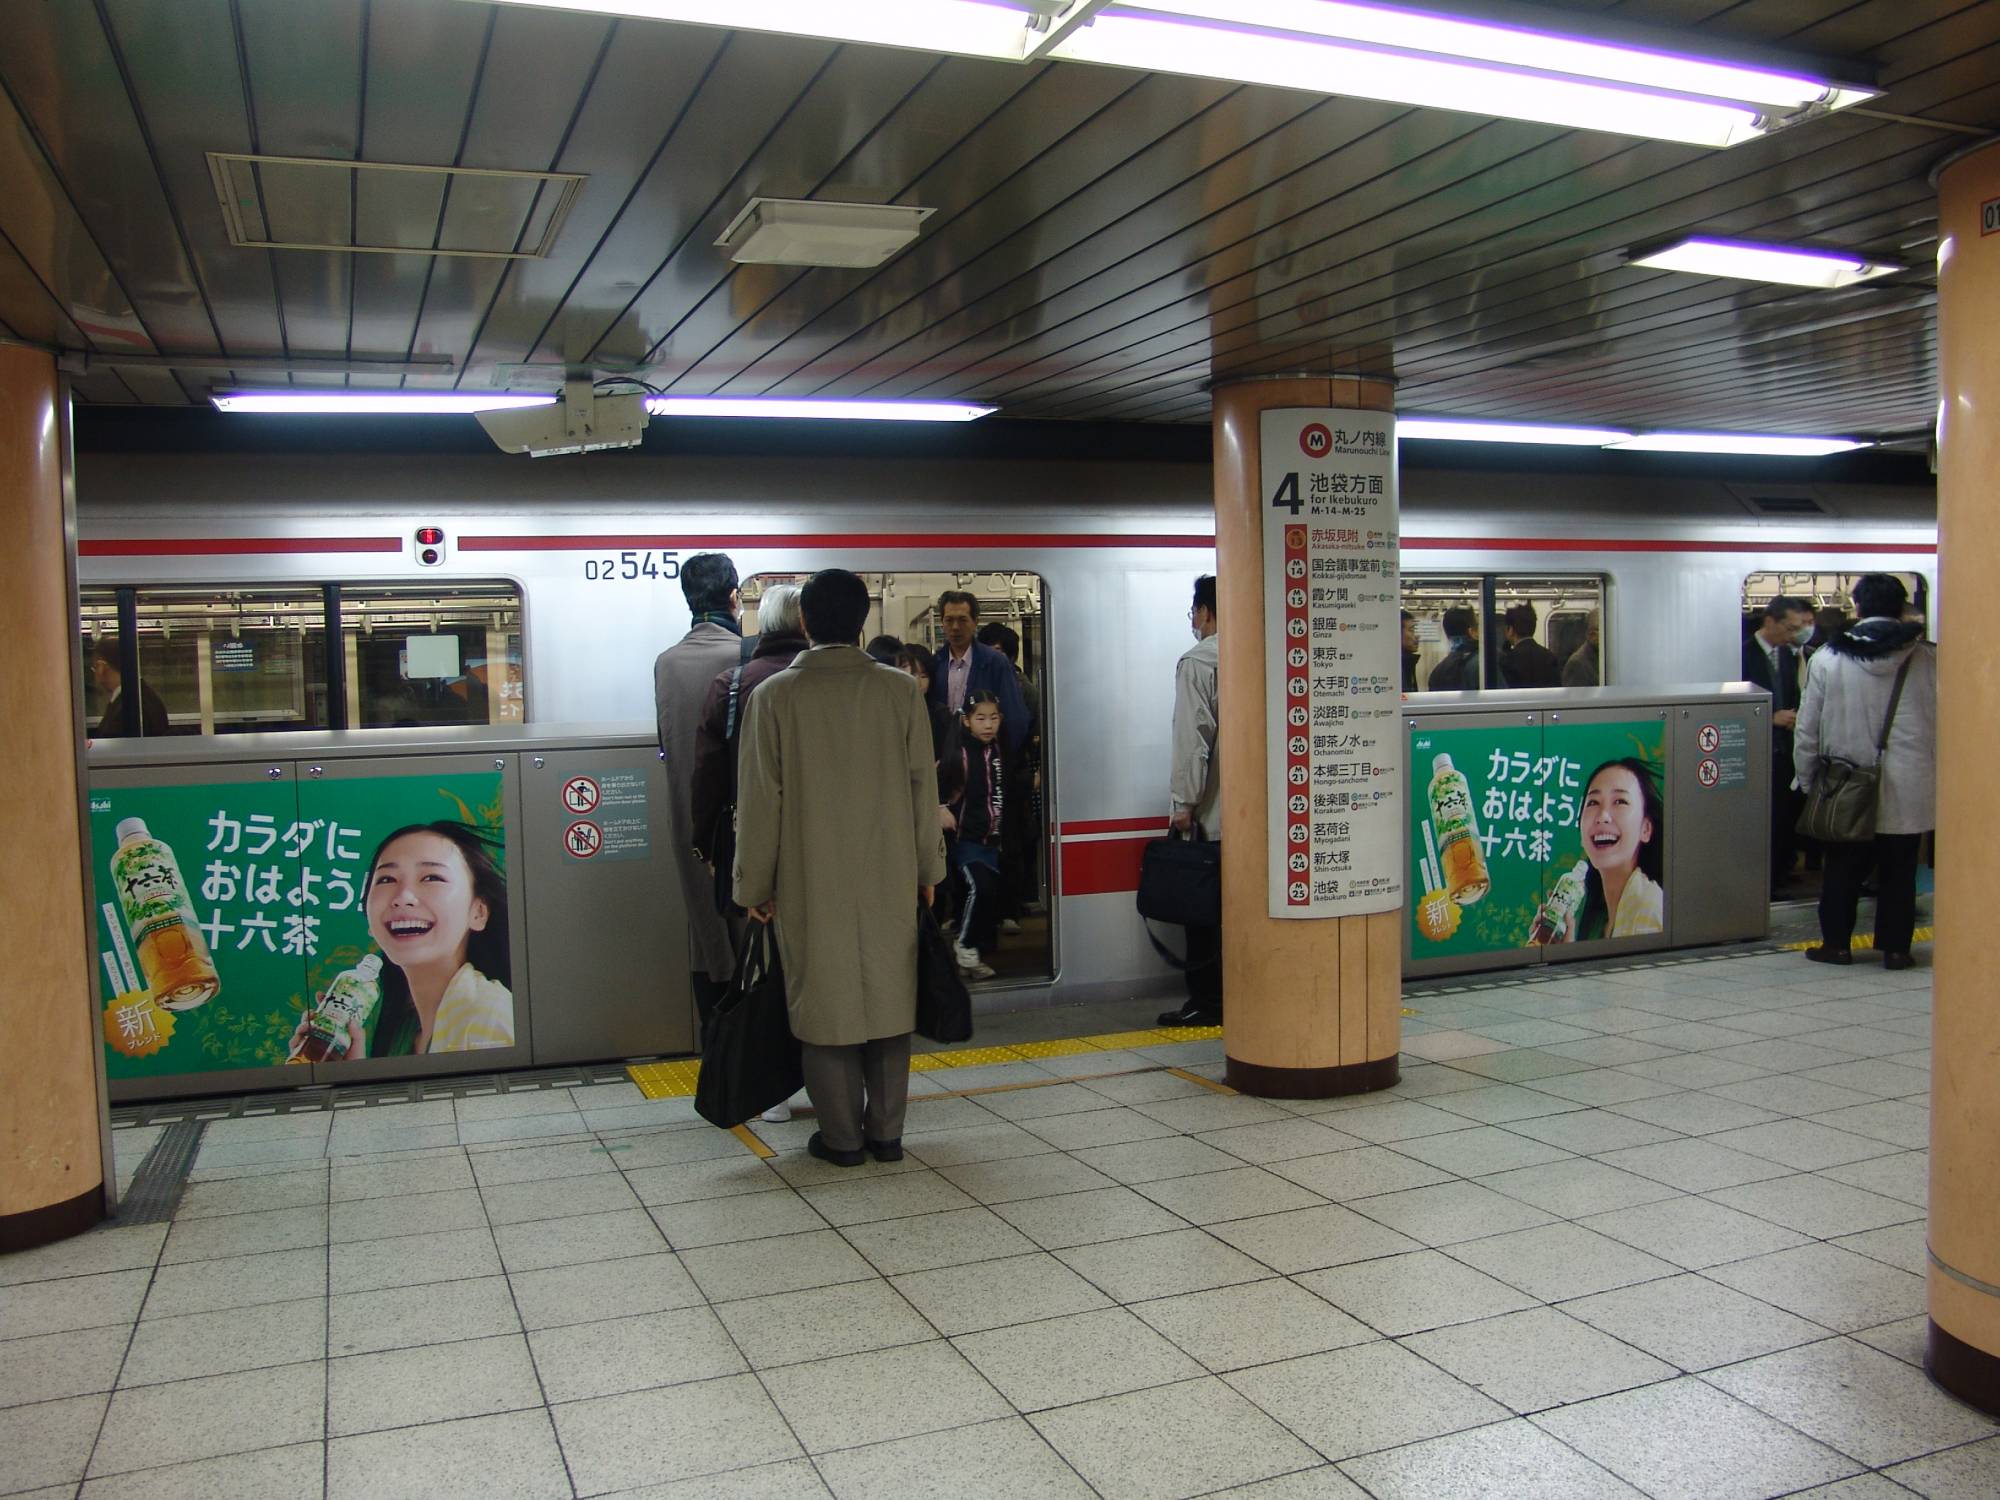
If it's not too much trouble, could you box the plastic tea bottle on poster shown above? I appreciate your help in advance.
[292,954,384,1063]
[1528,858,1590,945]
[1427,755,1491,906]
[109,817,221,1010]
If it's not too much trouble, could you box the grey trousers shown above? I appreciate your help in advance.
[801,1034,913,1151]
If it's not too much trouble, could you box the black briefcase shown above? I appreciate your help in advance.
[915,904,974,1044]
[694,923,804,1128]
[1136,834,1221,928]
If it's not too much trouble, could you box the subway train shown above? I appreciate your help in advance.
[73,440,1938,1002]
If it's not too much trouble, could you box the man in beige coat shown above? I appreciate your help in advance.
[733,569,947,1167]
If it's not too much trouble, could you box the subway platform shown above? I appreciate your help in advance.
[3,940,1994,1499]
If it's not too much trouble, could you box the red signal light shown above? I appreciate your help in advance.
[415,526,444,545]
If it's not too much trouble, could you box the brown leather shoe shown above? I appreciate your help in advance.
[1804,945,1853,966]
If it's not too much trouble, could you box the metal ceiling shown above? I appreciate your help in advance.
[0,0,1991,436]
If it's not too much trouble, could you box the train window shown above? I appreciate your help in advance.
[1401,576,1484,691]
[342,583,525,728]
[741,570,1053,986]
[124,586,331,735]
[1742,572,1929,658]
[1495,576,1604,688]
[79,588,147,737]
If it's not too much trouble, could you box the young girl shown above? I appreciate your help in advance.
[937,690,1006,980]
[1570,758,1666,940]
[293,821,514,1058]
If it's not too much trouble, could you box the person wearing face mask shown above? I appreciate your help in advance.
[1743,595,1815,898]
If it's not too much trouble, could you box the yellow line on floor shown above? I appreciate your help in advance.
[730,1123,775,1159]
[1168,1066,1237,1095]
[1775,927,1934,954]
[629,1022,1224,1099]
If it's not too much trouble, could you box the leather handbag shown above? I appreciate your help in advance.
[1796,652,1915,845]
[694,922,803,1128]
[915,903,973,1044]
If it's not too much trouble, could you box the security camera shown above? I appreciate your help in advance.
[477,378,648,457]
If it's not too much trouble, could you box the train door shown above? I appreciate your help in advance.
[740,571,1054,988]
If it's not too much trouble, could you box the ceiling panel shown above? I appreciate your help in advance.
[0,0,1991,440]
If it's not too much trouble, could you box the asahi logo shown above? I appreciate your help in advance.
[91,798,111,812]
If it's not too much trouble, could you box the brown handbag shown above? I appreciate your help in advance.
[1796,652,1915,844]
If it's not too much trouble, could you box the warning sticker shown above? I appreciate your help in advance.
[560,768,651,862]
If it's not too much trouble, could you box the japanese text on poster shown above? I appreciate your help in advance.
[1261,408,1403,918]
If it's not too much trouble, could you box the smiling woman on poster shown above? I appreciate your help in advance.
[291,821,514,1058]
[1570,758,1665,940]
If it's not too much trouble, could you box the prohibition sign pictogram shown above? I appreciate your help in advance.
[565,820,603,858]
[1696,724,1720,754]
[561,775,600,813]
[1697,759,1720,788]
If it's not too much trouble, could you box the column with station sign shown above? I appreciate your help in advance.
[1213,378,1403,1098]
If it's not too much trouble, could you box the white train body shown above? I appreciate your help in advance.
[76,447,1938,1000]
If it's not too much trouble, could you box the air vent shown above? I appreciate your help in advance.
[1746,494,1828,515]
[207,153,586,260]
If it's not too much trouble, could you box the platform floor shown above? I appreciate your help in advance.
[5,942,1996,1499]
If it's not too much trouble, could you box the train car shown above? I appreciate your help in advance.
[74,443,1938,1005]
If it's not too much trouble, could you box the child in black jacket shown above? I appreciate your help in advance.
[938,691,1006,980]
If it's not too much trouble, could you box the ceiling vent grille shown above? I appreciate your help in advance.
[1745,494,1828,515]
[207,153,586,260]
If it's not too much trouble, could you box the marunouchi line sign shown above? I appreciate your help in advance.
[1259,408,1404,919]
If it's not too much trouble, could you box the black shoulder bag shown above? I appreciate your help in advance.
[708,667,744,916]
[1136,826,1221,968]
[1796,651,1915,845]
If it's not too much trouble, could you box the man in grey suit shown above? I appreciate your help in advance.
[734,569,947,1168]
[653,553,744,1026]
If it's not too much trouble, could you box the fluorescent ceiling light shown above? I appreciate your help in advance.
[648,397,996,422]
[716,198,934,268]
[466,1,1871,149]
[1628,236,1902,288]
[1606,433,1869,456]
[1399,417,1632,445]
[1051,11,1765,146]
[213,391,557,414]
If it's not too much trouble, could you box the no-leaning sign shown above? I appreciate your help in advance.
[1260,408,1403,919]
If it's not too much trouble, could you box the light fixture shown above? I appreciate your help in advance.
[1606,433,1869,456]
[212,391,556,414]
[647,397,996,422]
[1399,417,1633,445]
[1627,236,1902,288]
[465,0,1873,149]
[715,198,934,268]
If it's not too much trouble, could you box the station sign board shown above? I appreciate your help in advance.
[1260,407,1402,919]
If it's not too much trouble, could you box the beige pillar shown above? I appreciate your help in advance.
[0,345,107,1249]
[1930,139,2000,1414]
[1214,377,1402,1097]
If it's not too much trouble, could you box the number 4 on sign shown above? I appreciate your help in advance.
[1270,472,1302,515]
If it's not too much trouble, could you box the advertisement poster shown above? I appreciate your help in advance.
[1409,719,1667,960]
[90,770,512,1079]
[1261,407,1403,918]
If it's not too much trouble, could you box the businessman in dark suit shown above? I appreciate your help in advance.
[1743,595,1815,897]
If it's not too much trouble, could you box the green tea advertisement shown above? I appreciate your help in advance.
[1410,720,1666,959]
[90,771,512,1079]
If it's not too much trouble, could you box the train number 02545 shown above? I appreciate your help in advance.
[583,551,681,582]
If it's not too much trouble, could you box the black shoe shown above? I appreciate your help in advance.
[806,1131,865,1168]
[864,1138,904,1162]
[1883,951,1916,971]
[1156,1004,1222,1026]
[1804,945,1853,966]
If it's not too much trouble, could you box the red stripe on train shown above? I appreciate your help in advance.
[77,532,1936,557]
[1059,835,1153,897]
[1060,816,1170,836]
[80,536,404,556]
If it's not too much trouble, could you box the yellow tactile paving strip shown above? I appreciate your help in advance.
[1777,925,1934,954]
[627,1023,1225,1100]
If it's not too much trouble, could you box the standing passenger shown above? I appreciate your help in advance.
[929,591,1029,753]
[734,569,947,1168]
[653,553,744,1028]
[1497,603,1561,688]
[689,583,810,885]
[938,691,1007,979]
[1426,606,1480,691]
[1743,595,1815,898]
[1158,575,1222,1027]
[1795,574,1936,970]
[1401,610,1419,693]
[89,639,171,738]
[1562,612,1601,687]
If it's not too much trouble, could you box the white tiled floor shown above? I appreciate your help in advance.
[5,945,1997,1499]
